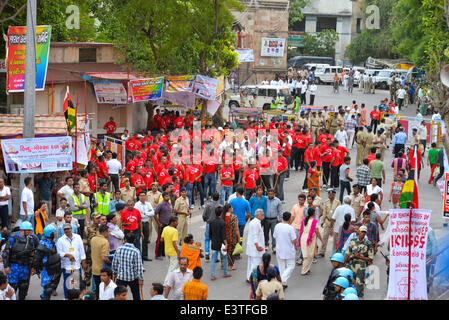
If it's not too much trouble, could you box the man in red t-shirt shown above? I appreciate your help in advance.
[103,117,117,135]
[219,163,234,205]
[312,141,322,170]
[203,155,217,199]
[120,199,143,248]
[142,160,156,190]
[320,140,333,187]
[132,166,146,195]
[185,163,204,208]
[330,143,342,188]
[302,143,315,191]
[366,147,377,165]
[242,163,259,200]
[370,106,381,134]
[273,154,288,201]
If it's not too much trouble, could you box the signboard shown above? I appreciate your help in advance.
[261,37,285,57]
[165,75,195,92]
[93,82,128,104]
[192,75,219,100]
[235,49,255,62]
[104,136,125,168]
[129,77,164,102]
[6,25,52,92]
[387,209,432,300]
[1,137,72,173]
[288,32,305,48]
[398,119,432,143]
[444,173,449,218]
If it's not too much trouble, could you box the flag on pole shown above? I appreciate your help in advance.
[63,86,76,135]
[399,179,419,208]
[414,145,418,184]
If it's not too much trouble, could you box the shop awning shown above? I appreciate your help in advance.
[83,72,139,81]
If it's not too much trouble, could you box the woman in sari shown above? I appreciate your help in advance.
[223,203,240,271]
[307,160,321,196]
[249,252,281,300]
[335,213,354,253]
[180,234,204,271]
[296,207,323,275]
[34,201,49,240]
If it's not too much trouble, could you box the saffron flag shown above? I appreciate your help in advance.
[399,179,419,209]
[63,86,76,134]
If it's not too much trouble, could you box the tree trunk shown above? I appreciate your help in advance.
[145,102,155,131]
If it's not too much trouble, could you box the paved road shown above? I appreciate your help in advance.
[26,84,446,300]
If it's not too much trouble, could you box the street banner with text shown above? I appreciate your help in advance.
[1,137,72,173]
[387,208,432,300]
[192,75,219,100]
[130,77,164,102]
[93,82,128,104]
[6,25,52,92]
[165,75,195,92]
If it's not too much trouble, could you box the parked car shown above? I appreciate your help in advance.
[375,69,409,90]
[354,69,380,86]
[228,85,293,110]
[314,66,344,84]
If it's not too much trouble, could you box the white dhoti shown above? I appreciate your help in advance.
[247,256,262,280]
[277,257,296,285]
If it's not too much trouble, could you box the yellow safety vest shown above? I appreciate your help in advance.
[71,194,87,215]
[94,192,111,215]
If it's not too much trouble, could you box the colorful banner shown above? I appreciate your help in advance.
[129,77,164,102]
[104,136,125,168]
[387,209,432,300]
[1,137,72,173]
[93,82,128,104]
[235,49,255,62]
[71,133,89,166]
[192,75,219,100]
[165,75,195,92]
[162,91,196,109]
[261,37,285,57]
[6,25,52,92]
[444,173,449,218]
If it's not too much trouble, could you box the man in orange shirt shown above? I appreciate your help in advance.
[183,266,208,300]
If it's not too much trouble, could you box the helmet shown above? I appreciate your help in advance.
[43,225,56,238]
[330,253,345,263]
[342,287,358,297]
[337,267,354,280]
[343,293,359,300]
[333,276,349,289]
[20,221,33,231]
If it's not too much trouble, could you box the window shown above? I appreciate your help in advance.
[356,18,362,33]
[316,17,337,32]
[267,89,277,97]
[79,48,97,63]
[291,19,305,32]
[324,68,330,74]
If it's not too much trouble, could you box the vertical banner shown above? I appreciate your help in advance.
[444,173,449,218]
[387,209,432,300]
[71,133,89,166]
[104,136,125,168]
[6,25,52,92]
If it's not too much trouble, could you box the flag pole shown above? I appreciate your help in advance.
[75,92,78,182]
[408,203,413,300]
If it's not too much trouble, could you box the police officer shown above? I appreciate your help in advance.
[332,276,349,300]
[310,111,320,142]
[363,126,375,160]
[322,106,330,129]
[2,221,39,300]
[83,212,101,287]
[32,225,62,300]
[322,253,345,300]
[318,189,341,257]
[344,225,374,298]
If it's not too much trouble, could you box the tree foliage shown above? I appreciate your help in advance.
[302,29,339,57]
[288,0,310,28]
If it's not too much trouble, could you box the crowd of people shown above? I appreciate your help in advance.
[0,79,442,301]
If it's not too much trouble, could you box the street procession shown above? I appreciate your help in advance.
[1,0,449,305]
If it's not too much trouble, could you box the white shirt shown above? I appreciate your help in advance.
[363,75,369,82]
[20,187,34,217]
[273,222,296,260]
[99,281,117,300]
[309,84,317,95]
[418,125,427,140]
[372,76,376,83]
[364,201,380,212]
[331,204,356,233]
[397,88,406,99]
[270,80,278,86]
[166,268,194,300]
[334,130,347,148]
[121,134,129,141]
[0,186,11,206]
[56,233,86,271]
[134,201,154,223]
[246,218,265,257]
[366,184,383,196]
[0,284,16,300]
[107,159,122,175]
[56,208,66,218]
[300,83,307,94]
[58,185,74,200]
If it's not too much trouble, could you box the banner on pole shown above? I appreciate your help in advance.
[1,137,72,173]
[443,173,449,218]
[387,208,432,300]
[234,49,255,62]
[129,77,164,102]
[6,25,52,92]
[165,75,195,92]
[192,75,219,100]
[71,133,89,166]
[93,82,128,104]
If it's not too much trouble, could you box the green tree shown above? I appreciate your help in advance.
[302,29,339,57]
[289,0,310,28]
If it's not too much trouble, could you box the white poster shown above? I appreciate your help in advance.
[71,133,89,166]
[387,209,432,300]
[93,82,128,104]
[261,37,285,57]
[235,49,255,62]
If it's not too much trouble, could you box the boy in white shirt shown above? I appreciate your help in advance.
[0,273,16,300]
[99,267,117,300]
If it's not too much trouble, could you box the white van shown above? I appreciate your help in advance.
[228,85,293,110]
[314,66,343,84]
[376,69,409,90]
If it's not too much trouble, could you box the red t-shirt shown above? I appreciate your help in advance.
[317,134,328,146]
[366,154,376,165]
[304,148,314,164]
[142,167,155,189]
[283,143,292,156]
[275,156,288,173]
[133,140,142,151]
[126,160,136,173]
[185,165,201,184]
[88,174,96,192]
[203,157,217,174]
[133,156,145,168]
[258,156,271,175]
[157,168,169,186]
[320,144,333,163]
[125,138,136,152]
[370,110,381,120]
[337,146,348,164]
[295,133,307,149]
[95,160,107,178]
[131,174,145,194]
[220,167,234,187]
[331,148,342,167]
[104,121,117,134]
[243,168,259,190]
[409,149,422,170]
[121,208,142,231]
[312,147,322,167]
[174,117,184,128]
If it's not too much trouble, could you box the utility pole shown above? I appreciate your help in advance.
[18,0,36,222]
